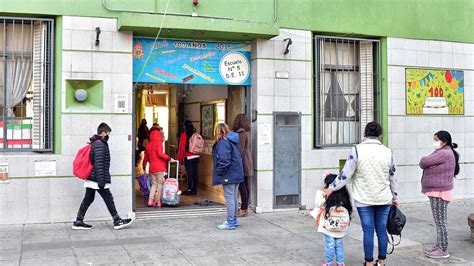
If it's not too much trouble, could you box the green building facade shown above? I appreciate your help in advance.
[0,0,473,224]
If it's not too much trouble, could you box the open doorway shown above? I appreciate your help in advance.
[133,83,247,212]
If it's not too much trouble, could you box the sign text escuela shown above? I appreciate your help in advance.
[133,38,251,86]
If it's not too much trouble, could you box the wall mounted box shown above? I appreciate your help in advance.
[65,79,104,111]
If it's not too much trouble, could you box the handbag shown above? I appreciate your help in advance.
[386,205,406,254]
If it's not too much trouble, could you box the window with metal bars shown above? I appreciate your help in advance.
[0,17,54,151]
[314,36,380,147]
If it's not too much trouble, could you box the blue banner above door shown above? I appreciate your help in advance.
[133,38,251,86]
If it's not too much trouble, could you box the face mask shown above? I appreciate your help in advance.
[433,141,441,149]
[104,135,109,141]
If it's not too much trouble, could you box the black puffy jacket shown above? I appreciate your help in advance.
[88,135,111,186]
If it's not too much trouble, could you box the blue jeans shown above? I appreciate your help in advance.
[323,234,344,263]
[223,183,239,224]
[357,205,391,262]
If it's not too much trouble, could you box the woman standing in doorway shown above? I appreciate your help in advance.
[419,130,459,259]
[212,123,244,230]
[138,119,150,150]
[326,122,398,266]
[178,120,200,195]
[232,114,254,217]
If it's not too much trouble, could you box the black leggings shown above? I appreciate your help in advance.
[76,188,119,221]
[184,157,199,192]
[239,176,250,210]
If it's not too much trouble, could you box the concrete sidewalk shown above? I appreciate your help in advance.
[1,199,473,266]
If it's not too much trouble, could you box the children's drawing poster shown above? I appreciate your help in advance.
[406,68,464,115]
[133,38,251,86]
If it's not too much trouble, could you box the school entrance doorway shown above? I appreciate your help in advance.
[131,38,251,218]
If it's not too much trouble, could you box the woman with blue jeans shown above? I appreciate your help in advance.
[326,122,399,266]
[212,123,244,230]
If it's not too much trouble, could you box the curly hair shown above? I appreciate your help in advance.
[232,113,250,132]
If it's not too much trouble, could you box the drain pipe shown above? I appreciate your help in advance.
[273,0,277,23]
[102,0,277,24]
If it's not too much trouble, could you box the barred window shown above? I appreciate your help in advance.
[314,36,380,147]
[0,17,53,151]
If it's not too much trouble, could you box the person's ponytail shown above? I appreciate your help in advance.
[450,142,460,176]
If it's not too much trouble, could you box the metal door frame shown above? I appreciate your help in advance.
[273,112,301,209]
[131,83,137,211]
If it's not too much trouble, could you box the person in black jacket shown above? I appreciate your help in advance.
[73,123,133,230]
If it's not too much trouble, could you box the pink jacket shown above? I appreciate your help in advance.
[143,131,171,173]
[419,146,455,193]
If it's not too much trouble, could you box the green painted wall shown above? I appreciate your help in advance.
[0,0,275,23]
[277,0,474,43]
[118,12,278,40]
[54,16,62,154]
[1,0,472,43]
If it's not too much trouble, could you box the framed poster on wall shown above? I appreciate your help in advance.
[201,104,215,139]
[406,68,464,115]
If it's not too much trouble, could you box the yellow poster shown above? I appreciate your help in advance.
[406,68,464,115]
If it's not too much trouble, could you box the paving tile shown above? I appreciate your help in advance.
[73,245,127,257]
[178,245,229,258]
[20,256,77,266]
[0,225,23,238]
[0,199,473,265]
[0,260,20,266]
[0,250,21,261]
[76,255,134,265]
[187,255,245,265]
[239,251,305,264]
[21,248,75,259]
[124,243,182,261]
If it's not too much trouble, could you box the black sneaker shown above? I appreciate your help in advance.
[72,220,93,230]
[182,190,197,195]
[113,218,134,230]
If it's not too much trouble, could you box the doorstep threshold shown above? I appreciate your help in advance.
[135,206,227,220]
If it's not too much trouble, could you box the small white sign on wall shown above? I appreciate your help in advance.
[35,160,56,177]
[115,94,128,113]
[0,162,9,183]
[258,124,272,146]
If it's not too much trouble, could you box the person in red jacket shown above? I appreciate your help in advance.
[143,130,175,207]
[177,120,200,195]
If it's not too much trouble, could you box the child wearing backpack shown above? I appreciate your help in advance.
[312,173,352,266]
[177,120,203,195]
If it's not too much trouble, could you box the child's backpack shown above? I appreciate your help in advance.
[161,178,180,206]
[324,206,350,232]
[73,140,99,180]
[188,133,204,154]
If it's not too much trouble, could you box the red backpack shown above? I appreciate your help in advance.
[189,133,204,154]
[73,141,98,180]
